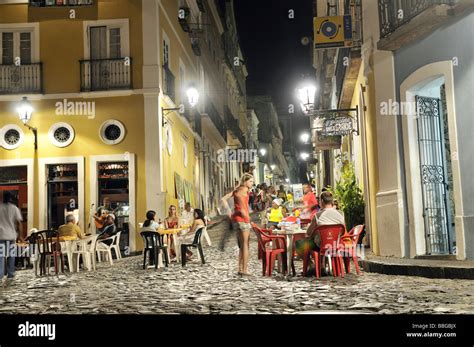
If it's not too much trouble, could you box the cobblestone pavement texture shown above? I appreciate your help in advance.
[1,220,473,314]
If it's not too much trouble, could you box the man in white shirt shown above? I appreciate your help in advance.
[180,202,194,226]
[0,192,23,287]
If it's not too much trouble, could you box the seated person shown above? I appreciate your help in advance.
[58,214,84,239]
[141,210,159,232]
[179,208,206,260]
[180,202,194,226]
[267,199,284,229]
[97,214,118,246]
[295,191,345,265]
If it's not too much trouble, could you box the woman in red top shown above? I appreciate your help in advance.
[232,173,254,276]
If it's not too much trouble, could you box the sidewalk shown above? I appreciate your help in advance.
[361,251,474,280]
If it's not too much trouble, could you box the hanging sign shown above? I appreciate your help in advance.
[314,131,342,150]
[314,15,353,49]
[321,117,353,136]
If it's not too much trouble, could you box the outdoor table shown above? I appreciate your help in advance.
[157,228,183,264]
[272,227,307,276]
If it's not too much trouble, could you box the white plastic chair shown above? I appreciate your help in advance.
[72,235,98,271]
[96,231,121,265]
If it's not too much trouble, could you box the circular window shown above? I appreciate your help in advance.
[1,125,24,150]
[48,123,75,148]
[183,142,188,167]
[100,120,126,145]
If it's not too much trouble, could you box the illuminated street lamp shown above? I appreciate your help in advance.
[270,164,276,170]
[259,148,267,156]
[300,132,310,143]
[296,83,316,115]
[16,96,37,150]
[162,86,200,126]
[300,152,310,161]
[186,86,199,108]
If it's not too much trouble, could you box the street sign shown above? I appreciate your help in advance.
[321,117,353,136]
[314,15,353,49]
[315,131,342,150]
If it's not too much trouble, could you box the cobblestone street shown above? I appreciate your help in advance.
[1,221,473,315]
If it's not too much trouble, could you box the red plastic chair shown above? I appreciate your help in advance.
[338,225,364,275]
[303,224,346,278]
[251,223,288,276]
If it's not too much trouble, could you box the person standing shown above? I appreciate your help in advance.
[0,192,23,287]
[302,184,319,219]
[277,185,287,202]
[231,173,254,276]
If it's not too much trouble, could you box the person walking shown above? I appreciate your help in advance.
[0,192,23,287]
[231,173,254,276]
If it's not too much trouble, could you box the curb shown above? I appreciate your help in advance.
[360,259,474,280]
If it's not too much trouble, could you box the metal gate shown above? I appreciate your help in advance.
[416,96,452,254]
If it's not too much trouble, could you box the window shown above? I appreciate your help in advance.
[1,31,31,65]
[109,28,121,59]
[179,62,185,103]
[89,26,122,59]
[163,38,169,66]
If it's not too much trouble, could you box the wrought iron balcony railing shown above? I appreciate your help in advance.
[225,106,245,146]
[80,58,132,92]
[378,0,454,39]
[0,63,43,94]
[29,0,93,7]
[162,64,175,101]
[205,100,226,141]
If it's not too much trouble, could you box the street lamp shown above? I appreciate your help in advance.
[300,152,310,161]
[285,178,290,183]
[17,96,37,150]
[296,84,316,115]
[259,148,267,156]
[300,132,310,143]
[162,85,200,126]
[270,164,276,171]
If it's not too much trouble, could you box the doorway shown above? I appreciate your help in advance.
[0,165,28,239]
[416,94,455,254]
[46,163,79,230]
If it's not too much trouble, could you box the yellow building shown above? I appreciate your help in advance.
[0,0,205,253]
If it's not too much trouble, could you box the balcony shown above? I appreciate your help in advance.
[0,63,43,94]
[80,58,132,92]
[29,0,93,6]
[191,36,202,56]
[162,64,175,101]
[377,0,473,51]
[178,6,191,32]
[202,100,226,143]
[225,106,245,147]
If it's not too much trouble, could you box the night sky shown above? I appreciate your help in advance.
[234,0,315,181]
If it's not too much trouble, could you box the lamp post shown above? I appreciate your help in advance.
[259,148,266,157]
[300,132,310,144]
[17,96,37,150]
[162,86,200,126]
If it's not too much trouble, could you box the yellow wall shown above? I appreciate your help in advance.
[0,95,147,251]
[159,0,199,218]
[346,67,380,255]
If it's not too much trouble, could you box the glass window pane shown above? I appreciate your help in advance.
[20,32,31,64]
[109,28,121,58]
[2,32,13,65]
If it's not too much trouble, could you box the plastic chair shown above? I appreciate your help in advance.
[140,231,169,269]
[181,227,205,267]
[338,225,364,275]
[96,234,117,265]
[303,224,346,278]
[31,230,65,276]
[251,223,288,276]
[110,231,122,260]
[72,235,98,271]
